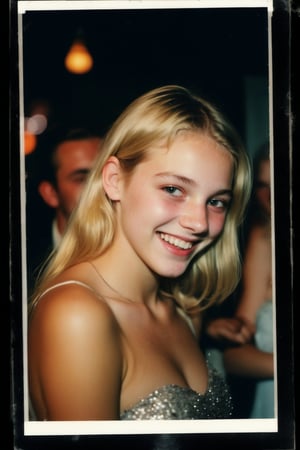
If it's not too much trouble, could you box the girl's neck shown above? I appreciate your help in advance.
[90,252,159,305]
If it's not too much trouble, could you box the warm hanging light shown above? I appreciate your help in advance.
[64,38,93,74]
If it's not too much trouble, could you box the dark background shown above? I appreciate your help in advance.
[21,7,269,143]
[22,6,270,228]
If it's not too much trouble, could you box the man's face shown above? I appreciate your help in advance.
[36,137,103,234]
[54,138,101,219]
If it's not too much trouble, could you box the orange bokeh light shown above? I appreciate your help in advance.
[24,130,37,155]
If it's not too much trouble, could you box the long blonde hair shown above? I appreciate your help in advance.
[30,85,252,313]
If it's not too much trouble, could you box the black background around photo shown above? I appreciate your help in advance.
[8,1,295,449]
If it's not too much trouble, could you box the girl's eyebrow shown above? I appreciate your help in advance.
[155,172,233,196]
[155,172,196,186]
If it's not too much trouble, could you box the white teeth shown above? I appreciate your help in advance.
[160,233,193,250]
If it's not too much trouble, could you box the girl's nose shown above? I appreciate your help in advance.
[179,201,209,235]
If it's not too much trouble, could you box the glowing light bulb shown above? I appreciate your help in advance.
[64,39,93,74]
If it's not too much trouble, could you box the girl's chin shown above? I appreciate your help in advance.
[157,265,190,279]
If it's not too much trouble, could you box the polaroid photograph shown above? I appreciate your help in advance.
[9,0,295,448]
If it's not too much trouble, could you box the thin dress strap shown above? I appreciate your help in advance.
[33,280,96,304]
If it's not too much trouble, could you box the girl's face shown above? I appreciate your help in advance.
[114,131,234,278]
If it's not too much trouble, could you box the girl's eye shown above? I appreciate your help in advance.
[208,198,230,210]
[163,186,183,197]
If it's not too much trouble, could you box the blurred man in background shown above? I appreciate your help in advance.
[26,126,104,296]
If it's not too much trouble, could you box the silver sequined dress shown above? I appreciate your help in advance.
[120,365,233,420]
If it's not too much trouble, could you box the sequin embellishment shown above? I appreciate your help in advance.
[120,366,233,420]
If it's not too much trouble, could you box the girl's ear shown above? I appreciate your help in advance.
[38,181,59,208]
[102,156,122,201]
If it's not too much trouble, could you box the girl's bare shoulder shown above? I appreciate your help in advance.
[30,275,120,338]
[28,271,123,420]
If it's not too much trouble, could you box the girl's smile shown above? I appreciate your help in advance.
[110,131,234,278]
